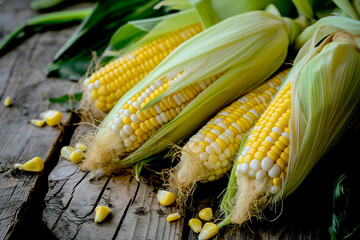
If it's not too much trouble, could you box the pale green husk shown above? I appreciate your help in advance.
[219,17,360,227]
[82,10,298,172]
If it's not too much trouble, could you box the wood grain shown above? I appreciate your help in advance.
[43,124,184,240]
[0,0,77,238]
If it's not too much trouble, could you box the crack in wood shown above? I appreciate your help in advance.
[111,181,141,240]
[0,53,19,100]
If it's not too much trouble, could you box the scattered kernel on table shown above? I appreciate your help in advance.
[166,213,181,222]
[4,96,11,107]
[94,206,111,223]
[157,190,175,206]
[199,208,213,221]
[198,222,219,240]
[61,146,76,160]
[189,218,202,233]
[31,119,45,127]
[40,110,62,126]
[75,142,87,151]
[69,149,84,163]
[14,157,44,172]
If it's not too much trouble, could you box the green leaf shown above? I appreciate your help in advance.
[46,0,167,80]
[189,0,295,28]
[31,0,95,12]
[49,92,83,110]
[0,8,91,57]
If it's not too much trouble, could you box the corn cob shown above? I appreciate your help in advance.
[81,10,299,174]
[234,81,290,194]
[219,21,360,229]
[83,23,203,112]
[172,69,289,188]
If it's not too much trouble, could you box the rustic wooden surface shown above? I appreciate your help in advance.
[0,1,355,240]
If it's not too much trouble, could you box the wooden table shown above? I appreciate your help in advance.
[0,1,349,239]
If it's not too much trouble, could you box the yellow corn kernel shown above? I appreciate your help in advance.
[198,222,219,240]
[189,218,202,233]
[4,96,11,107]
[94,206,111,223]
[14,157,44,172]
[75,142,87,151]
[157,190,175,206]
[199,208,213,221]
[61,146,76,160]
[166,213,181,222]
[31,119,45,127]
[40,110,62,126]
[69,149,84,163]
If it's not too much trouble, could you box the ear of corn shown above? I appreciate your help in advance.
[167,69,289,203]
[82,10,203,113]
[81,10,299,174]
[219,19,360,227]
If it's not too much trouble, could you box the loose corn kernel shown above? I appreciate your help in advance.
[157,190,175,206]
[198,222,219,240]
[4,96,11,107]
[61,146,76,160]
[166,213,181,222]
[199,208,213,221]
[14,157,44,172]
[189,218,202,233]
[75,142,87,151]
[94,206,111,223]
[69,149,84,163]
[40,110,62,126]
[31,119,45,127]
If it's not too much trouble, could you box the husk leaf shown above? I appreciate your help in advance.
[220,20,360,227]
[82,10,296,172]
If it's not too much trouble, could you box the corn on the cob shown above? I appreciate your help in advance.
[83,23,203,112]
[81,10,299,174]
[168,70,289,203]
[219,20,360,228]
[104,73,220,154]
[235,81,290,194]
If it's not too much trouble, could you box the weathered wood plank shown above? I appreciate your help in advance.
[0,0,78,238]
[43,124,183,240]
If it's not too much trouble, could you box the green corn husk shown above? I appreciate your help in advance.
[80,9,300,174]
[219,16,360,228]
